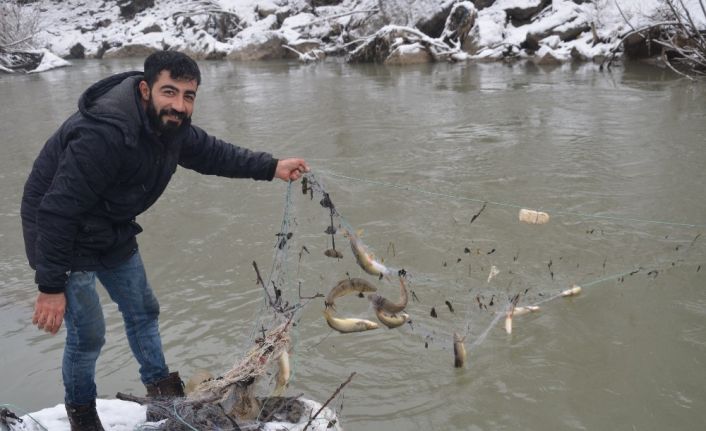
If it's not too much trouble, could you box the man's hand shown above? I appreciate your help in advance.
[33,292,66,335]
[275,158,310,182]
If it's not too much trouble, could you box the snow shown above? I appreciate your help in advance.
[29,50,71,74]
[7,397,339,431]
[0,0,700,74]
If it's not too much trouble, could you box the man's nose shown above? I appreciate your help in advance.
[171,96,185,113]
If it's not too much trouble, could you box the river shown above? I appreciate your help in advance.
[1,59,705,430]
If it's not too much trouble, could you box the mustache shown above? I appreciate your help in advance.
[159,108,187,120]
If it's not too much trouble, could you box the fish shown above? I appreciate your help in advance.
[323,307,379,333]
[453,332,466,368]
[374,308,409,329]
[561,285,582,297]
[325,277,378,309]
[512,305,540,316]
[367,276,408,314]
[504,313,513,334]
[341,228,391,279]
[273,350,290,396]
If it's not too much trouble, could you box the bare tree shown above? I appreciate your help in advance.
[604,0,706,78]
[0,0,42,49]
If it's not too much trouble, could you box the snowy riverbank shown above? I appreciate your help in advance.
[1,0,705,73]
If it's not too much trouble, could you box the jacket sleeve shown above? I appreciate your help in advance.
[178,126,278,181]
[34,127,122,293]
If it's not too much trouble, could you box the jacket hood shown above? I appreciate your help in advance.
[78,71,145,147]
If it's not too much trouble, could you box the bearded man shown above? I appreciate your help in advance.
[20,51,308,430]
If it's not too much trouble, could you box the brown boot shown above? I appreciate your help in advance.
[66,401,105,431]
[145,371,185,422]
[145,371,185,397]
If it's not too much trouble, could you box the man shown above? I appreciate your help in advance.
[20,51,309,430]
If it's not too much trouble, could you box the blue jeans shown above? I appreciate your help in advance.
[62,250,169,405]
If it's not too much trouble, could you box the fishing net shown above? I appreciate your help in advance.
[102,170,706,430]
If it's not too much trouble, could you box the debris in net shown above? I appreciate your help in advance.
[519,208,550,225]
[276,232,294,250]
[648,270,659,279]
[487,248,496,255]
[324,225,337,235]
[120,322,302,429]
[301,176,309,194]
[690,233,701,247]
[513,305,540,316]
[324,248,344,259]
[445,300,454,313]
[302,372,356,431]
[469,202,487,224]
[430,307,438,318]
[0,407,22,427]
[319,193,334,210]
[487,265,500,283]
[453,332,467,368]
[464,247,471,254]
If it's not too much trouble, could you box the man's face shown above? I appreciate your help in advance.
[139,70,198,136]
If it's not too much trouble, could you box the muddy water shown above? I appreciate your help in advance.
[1,59,705,430]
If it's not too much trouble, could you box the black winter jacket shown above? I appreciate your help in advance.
[21,71,278,293]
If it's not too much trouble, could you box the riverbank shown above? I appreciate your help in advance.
[1,0,704,73]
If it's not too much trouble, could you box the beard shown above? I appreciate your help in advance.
[146,96,189,138]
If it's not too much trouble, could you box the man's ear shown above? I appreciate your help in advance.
[139,80,150,102]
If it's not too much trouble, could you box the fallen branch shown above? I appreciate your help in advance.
[291,9,379,30]
[116,392,151,405]
[302,372,356,431]
[0,33,38,49]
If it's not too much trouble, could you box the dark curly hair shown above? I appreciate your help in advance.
[143,51,201,88]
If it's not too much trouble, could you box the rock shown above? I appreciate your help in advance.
[534,46,563,65]
[310,0,343,5]
[505,0,550,25]
[441,2,478,50]
[227,32,289,61]
[0,48,43,73]
[275,7,292,26]
[524,32,544,52]
[416,0,456,38]
[68,43,86,59]
[623,30,660,59]
[142,23,162,34]
[203,12,242,42]
[256,0,278,19]
[102,44,158,58]
[283,39,322,59]
[118,0,155,20]
[472,0,496,8]
[555,22,590,42]
[570,46,588,61]
[347,26,400,63]
[384,43,432,65]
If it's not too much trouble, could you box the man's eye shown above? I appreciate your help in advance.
[164,90,175,96]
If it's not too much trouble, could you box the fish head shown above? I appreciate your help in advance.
[363,320,380,330]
